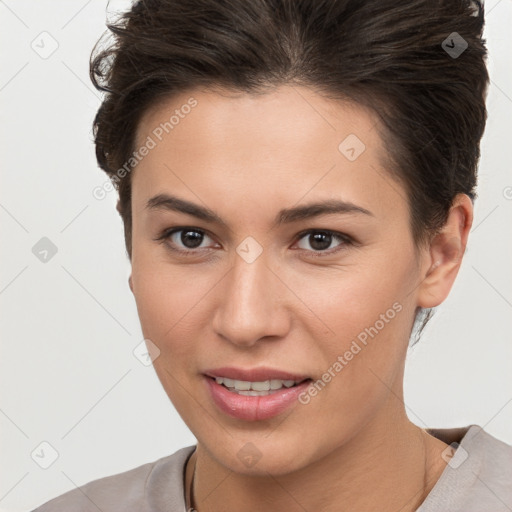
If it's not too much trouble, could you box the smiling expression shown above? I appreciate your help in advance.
[128,85,430,474]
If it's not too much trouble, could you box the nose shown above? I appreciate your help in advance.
[212,249,291,348]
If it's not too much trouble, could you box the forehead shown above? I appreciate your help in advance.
[135,85,381,155]
[131,85,405,224]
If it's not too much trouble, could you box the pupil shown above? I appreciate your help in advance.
[310,232,331,251]
[181,230,203,248]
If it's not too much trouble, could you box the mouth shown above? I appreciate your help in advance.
[208,375,311,396]
[202,368,314,421]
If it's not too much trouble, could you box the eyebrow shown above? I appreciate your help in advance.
[145,193,374,228]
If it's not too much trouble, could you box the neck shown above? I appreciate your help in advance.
[186,407,448,512]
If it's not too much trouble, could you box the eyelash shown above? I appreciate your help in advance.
[154,226,354,259]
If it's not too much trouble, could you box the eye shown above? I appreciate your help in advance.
[154,227,218,255]
[155,226,353,258]
[293,229,352,257]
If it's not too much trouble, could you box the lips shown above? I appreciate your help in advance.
[203,366,310,382]
[205,376,312,421]
[202,366,313,421]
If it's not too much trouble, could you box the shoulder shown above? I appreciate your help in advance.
[471,426,512,506]
[420,425,512,512]
[31,445,196,512]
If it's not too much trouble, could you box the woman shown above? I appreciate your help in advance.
[33,0,512,510]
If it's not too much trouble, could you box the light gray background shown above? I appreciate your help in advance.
[1,1,511,511]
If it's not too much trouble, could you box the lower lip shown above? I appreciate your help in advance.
[204,376,312,421]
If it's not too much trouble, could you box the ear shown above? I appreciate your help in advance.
[417,193,473,309]
[128,274,134,293]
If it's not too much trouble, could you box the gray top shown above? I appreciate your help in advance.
[32,424,512,512]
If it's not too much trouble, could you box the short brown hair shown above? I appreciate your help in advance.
[90,0,489,339]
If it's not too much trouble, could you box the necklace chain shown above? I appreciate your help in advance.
[186,453,196,511]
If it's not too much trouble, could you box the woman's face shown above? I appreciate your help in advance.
[129,85,429,474]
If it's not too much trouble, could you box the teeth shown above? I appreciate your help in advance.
[251,380,270,391]
[237,390,270,396]
[214,376,302,393]
[270,379,283,390]
[233,379,251,390]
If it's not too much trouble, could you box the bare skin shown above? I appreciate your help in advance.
[128,85,472,511]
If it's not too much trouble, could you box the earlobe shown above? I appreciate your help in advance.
[417,194,473,309]
[129,274,134,293]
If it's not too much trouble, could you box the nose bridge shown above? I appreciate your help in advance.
[212,247,288,346]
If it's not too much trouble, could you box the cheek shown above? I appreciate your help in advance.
[130,258,213,413]
[298,246,418,398]
[130,255,219,358]
[299,250,417,346]
[293,284,413,446]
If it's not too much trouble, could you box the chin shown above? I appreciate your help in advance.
[200,431,318,477]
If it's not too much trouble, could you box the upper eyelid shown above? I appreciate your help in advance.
[160,226,351,249]
[159,226,217,244]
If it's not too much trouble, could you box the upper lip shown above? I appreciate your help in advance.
[204,366,311,382]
